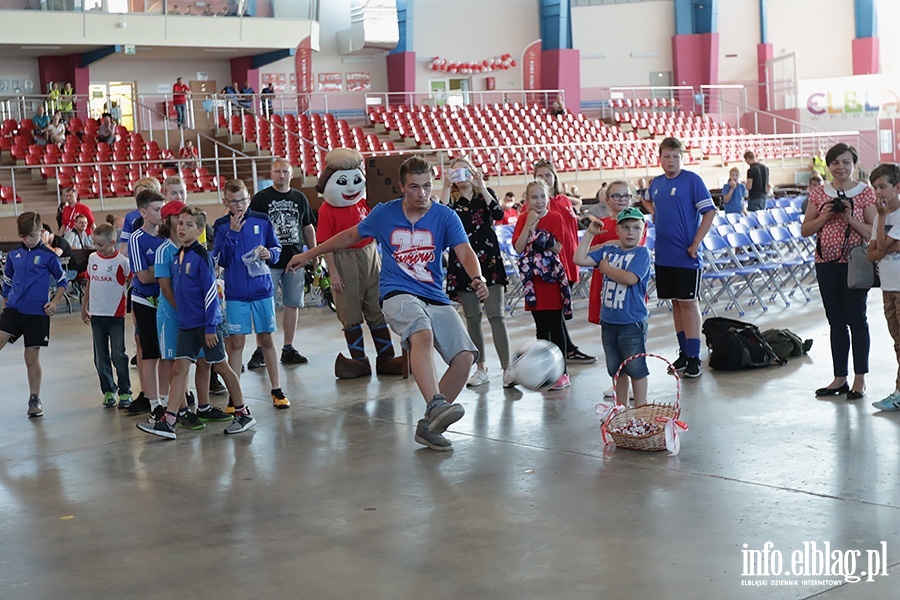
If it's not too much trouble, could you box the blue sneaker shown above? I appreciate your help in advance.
[872,392,900,411]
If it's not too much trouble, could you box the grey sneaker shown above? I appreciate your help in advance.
[27,396,43,418]
[425,394,465,435]
[414,418,453,451]
[137,419,176,439]
[224,411,256,435]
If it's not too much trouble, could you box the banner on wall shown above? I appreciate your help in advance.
[798,74,900,132]
[522,39,542,91]
[296,36,313,112]
[346,72,371,92]
[318,72,343,92]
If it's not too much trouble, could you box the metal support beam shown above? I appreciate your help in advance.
[855,0,876,39]
[539,0,572,51]
[252,49,295,69]
[81,46,120,68]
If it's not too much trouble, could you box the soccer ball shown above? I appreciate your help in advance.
[510,340,565,391]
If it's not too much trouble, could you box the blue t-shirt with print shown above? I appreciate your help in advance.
[358,199,468,305]
[647,170,715,269]
[721,182,747,214]
[588,245,651,325]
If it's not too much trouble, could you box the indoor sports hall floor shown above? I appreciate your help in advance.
[0,291,898,599]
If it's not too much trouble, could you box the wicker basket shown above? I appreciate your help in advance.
[600,353,683,453]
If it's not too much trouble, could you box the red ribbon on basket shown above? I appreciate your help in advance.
[595,402,625,445]
[656,416,689,456]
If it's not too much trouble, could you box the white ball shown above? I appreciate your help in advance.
[510,340,565,391]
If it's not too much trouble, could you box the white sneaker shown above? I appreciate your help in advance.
[502,367,516,388]
[603,387,614,398]
[466,367,490,387]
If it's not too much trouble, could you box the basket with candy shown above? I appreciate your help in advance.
[596,353,688,454]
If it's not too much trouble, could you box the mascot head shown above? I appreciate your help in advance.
[316,148,366,208]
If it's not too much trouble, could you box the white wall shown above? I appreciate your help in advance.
[0,58,40,94]
[573,1,674,88]
[90,57,232,95]
[767,0,854,80]
[309,0,388,97]
[412,0,540,93]
[877,0,900,75]
[717,0,759,84]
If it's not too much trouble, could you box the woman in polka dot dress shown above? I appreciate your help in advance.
[801,143,876,399]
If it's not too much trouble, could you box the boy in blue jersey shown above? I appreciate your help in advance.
[128,190,168,415]
[213,179,289,409]
[0,212,67,418]
[118,177,161,255]
[641,137,716,378]
[575,207,652,406]
[286,156,489,452]
[139,206,252,439]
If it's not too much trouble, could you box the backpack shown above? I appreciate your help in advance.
[702,317,786,371]
[761,329,813,363]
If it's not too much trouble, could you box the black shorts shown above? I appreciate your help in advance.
[0,307,50,347]
[655,265,701,300]
[132,300,161,360]
[176,325,227,364]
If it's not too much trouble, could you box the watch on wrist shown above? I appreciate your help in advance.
[473,275,487,284]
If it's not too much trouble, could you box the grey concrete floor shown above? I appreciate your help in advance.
[1,292,899,600]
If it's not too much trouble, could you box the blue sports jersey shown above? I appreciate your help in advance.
[357,199,468,305]
[212,210,281,301]
[2,242,67,315]
[721,182,747,214]
[119,209,141,243]
[128,228,164,299]
[154,239,178,320]
[172,241,220,334]
[647,170,715,269]
[588,245,652,325]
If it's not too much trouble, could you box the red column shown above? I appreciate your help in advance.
[38,55,90,117]
[672,33,719,109]
[756,43,773,111]
[852,37,880,75]
[386,52,416,106]
[230,57,259,94]
[540,49,580,114]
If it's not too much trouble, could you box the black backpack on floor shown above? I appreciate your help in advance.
[702,317,786,371]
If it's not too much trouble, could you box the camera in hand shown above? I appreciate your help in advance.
[832,188,848,214]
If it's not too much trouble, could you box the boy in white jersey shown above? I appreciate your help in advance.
[81,224,132,408]
[868,163,900,410]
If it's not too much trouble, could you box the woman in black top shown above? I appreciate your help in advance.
[441,156,513,388]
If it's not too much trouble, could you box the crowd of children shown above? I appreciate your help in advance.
[7,142,900,451]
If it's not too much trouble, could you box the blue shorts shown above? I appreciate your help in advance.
[270,268,305,308]
[157,312,178,360]
[601,320,649,379]
[225,297,277,335]
[175,325,227,364]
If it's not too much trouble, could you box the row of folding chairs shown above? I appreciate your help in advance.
[699,223,814,317]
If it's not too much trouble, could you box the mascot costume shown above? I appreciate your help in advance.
[316,148,406,379]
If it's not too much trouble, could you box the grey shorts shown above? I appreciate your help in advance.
[381,293,478,365]
[270,267,305,308]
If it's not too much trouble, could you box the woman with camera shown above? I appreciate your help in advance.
[801,143,876,399]
[440,156,513,387]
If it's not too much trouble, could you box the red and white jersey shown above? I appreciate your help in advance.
[86,251,130,317]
